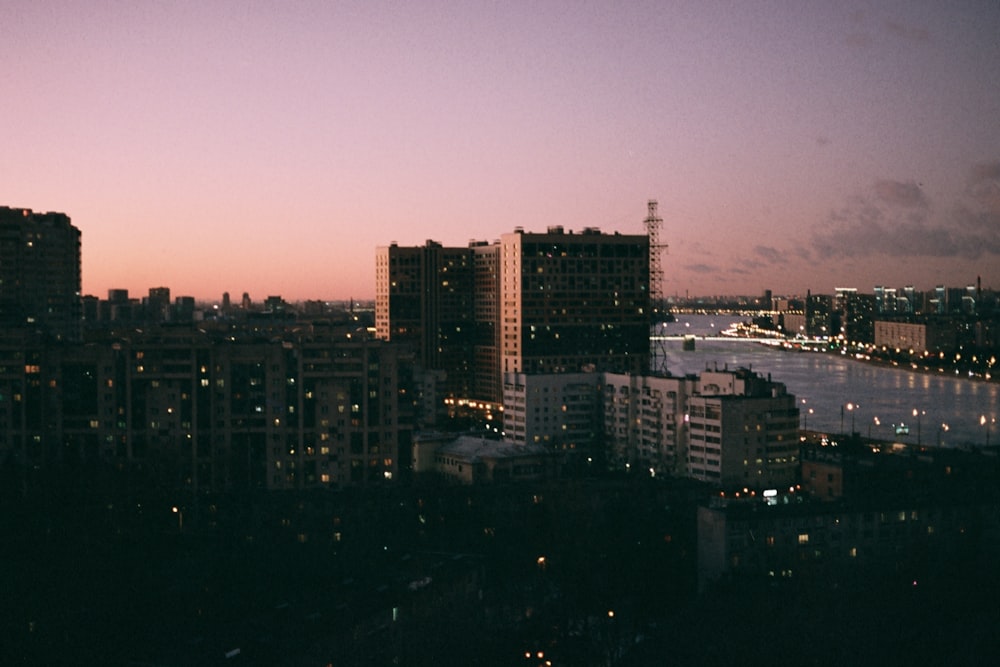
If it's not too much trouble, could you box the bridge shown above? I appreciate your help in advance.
[649,334,830,350]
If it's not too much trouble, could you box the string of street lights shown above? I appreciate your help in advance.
[800,398,994,448]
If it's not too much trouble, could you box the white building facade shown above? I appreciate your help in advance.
[500,366,800,489]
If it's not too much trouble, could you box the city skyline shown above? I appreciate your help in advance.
[4,1,1000,300]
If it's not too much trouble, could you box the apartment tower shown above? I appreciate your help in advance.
[0,206,82,341]
[375,241,476,399]
[499,226,650,378]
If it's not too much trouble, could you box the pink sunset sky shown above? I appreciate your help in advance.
[4,1,1000,301]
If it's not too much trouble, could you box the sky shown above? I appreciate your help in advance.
[4,1,1000,301]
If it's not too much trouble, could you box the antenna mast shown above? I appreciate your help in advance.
[645,200,669,374]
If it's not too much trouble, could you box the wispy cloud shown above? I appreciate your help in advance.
[844,32,872,48]
[873,179,928,209]
[684,263,717,274]
[844,14,931,49]
[883,20,931,43]
[754,245,783,263]
[812,166,1000,260]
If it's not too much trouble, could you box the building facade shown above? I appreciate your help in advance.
[835,288,876,344]
[873,319,957,355]
[377,225,651,406]
[498,366,799,487]
[502,371,602,455]
[0,329,415,492]
[375,241,476,400]
[499,226,650,380]
[603,372,688,476]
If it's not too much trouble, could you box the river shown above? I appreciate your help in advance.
[654,314,998,448]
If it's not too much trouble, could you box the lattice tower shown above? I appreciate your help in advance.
[645,200,669,374]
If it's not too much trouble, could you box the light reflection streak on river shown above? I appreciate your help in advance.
[656,315,998,448]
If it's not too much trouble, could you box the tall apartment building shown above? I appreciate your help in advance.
[0,206,81,341]
[804,291,832,338]
[376,226,651,406]
[472,241,502,404]
[499,226,650,380]
[834,288,876,344]
[375,241,476,400]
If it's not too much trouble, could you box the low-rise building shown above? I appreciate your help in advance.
[874,319,957,355]
[431,435,553,484]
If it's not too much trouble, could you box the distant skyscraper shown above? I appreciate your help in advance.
[0,206,81,341]
[147,286,171,322]
[934,285,946,314]
[805,291,832,338]
[834,287,875,344]
[902,285,916,314]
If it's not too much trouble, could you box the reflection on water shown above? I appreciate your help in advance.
[657,314,998,447]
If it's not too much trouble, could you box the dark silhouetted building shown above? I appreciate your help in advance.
[376,241,476,400]
[0,328,414,491]
[0,206,81,341]
[499,226,650,378]
[377,226,650,407]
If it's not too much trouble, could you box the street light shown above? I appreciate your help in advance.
[913,409,925,446]
[172,505,183,532]
[939,423,949,447]
[982,415,995,448]
[847,403,857,435]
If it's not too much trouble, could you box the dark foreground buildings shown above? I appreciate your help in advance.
[0,325,415,494]
[4,203,1000,666]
